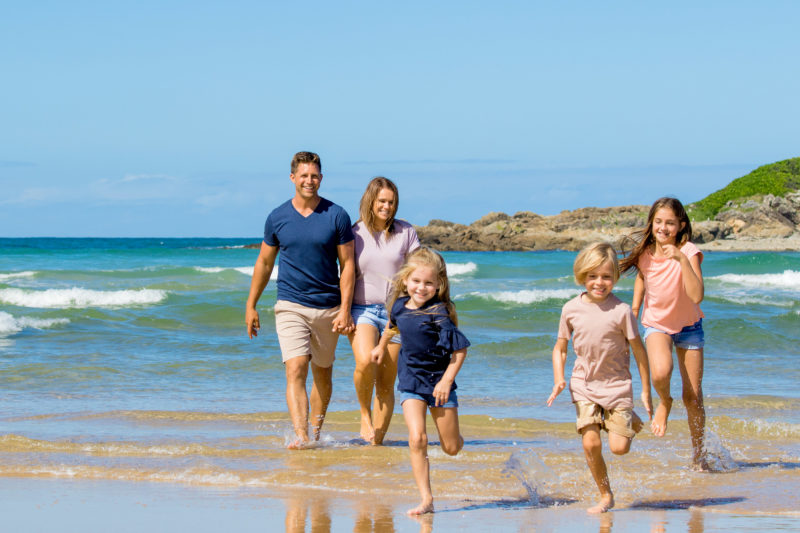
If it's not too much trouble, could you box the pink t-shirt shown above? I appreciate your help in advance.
[558,293,639,409]
[353,219,420,305]
[638,241,704,334]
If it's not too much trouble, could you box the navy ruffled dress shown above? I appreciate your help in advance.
[389,296,471,395]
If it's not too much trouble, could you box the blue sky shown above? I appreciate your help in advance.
[2,2,799,237]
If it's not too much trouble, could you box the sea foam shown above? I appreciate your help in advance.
[447,262,478,277]
[194,266,266,278]
[0,311,69,335]
[0,271,37,282]
[463,288,577,304]
[0,287,167,308]
[710,270,800,290]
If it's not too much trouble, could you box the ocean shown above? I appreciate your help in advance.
[1,238,799,529]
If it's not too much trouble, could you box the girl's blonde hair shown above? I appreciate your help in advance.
[358,177,399,236]
[388,247,458,324]
[620,197,693,274]
[573,242,620,285]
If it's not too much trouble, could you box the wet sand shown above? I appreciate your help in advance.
[4,477,799,533]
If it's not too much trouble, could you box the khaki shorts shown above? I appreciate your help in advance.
[574,401,643,439]
[274,300,340,368]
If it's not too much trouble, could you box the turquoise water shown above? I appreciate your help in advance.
[1,238,799,515]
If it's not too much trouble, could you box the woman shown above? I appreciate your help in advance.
[349,177,420,444]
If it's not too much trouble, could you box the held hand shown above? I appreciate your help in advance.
[245,308,260,339]
[432,379,452,407]
[641,390,653,420]
[547,381,566,406]
[331,309,355,335]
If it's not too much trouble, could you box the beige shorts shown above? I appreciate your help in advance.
[274,300,340,368]
[574,401,643,438]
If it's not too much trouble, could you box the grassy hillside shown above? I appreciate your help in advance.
[689,157,800,220]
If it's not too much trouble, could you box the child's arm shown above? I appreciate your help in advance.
[547,338,569,406]
[663,244,704,303]
[631,272,644,319]
[370,324,397,364]
[630,336,653,419]
[432,348,466,407]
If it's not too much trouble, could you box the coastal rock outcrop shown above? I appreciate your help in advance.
[415,194,800,252]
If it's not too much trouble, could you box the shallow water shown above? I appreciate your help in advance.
[1,239,799,519]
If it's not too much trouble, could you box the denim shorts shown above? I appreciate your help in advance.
[643,319,705,350]
[351,303,400,343]
[398,389,459,409]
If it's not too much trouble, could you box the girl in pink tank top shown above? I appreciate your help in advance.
[620,197,708,470]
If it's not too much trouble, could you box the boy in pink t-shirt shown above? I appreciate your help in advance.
[548,242,652,514]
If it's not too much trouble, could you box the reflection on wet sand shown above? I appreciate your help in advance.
[353,499,395,533]
[285,496,331,533]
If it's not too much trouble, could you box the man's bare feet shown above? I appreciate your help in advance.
[360,415,376,444]
[587,493,614,514]
[407,499,434,515]
[651,397,672,437]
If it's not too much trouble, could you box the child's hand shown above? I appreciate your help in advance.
[370,345,384,364]
[546,381,566,406]
[432,379,452,407]
[661,244,685,262]
[641,390,653,420]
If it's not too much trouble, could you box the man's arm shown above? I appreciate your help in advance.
[332,240,355,334]
[245,242,278,339]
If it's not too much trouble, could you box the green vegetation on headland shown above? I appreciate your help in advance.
[689,157,800,220]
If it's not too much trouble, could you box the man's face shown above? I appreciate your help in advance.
[290,162,322,200]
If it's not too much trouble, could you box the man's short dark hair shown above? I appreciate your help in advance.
[290,152,321,174]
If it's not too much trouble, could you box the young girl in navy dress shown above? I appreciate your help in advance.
[372,247,469,515]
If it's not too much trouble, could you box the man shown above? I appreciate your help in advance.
[246,151,355,448]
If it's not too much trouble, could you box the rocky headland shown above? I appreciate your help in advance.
[414,192,800,252]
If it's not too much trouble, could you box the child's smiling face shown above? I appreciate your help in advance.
[652,207,684,246]
[404,265,439,308]
[582,260,615,304]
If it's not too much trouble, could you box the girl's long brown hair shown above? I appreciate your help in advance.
[387,247,458,325]
[620,197,693,274]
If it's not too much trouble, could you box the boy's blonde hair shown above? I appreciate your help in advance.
[388,247,458,324]
[573,242,620,285]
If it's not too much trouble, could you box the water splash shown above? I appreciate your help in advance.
[703,429,738,472]
[501,449,554,505]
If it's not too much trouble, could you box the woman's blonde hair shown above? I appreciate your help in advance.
[358,177,399,236]
[388,247,458,324]
[573,242,620,285]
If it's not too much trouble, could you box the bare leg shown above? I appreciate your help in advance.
[309,361,333,442]
[373,342,400,445]
[607,431,633,456]
[430,406,463,456]
[646,333,674,437]
[402,399,434,515]
[677,346,707,470]
[349,324,380,443]
[581,425,614,513]
[285,355,311,449]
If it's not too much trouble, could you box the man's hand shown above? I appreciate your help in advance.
[246,307,260,339]
[332,308,354,335]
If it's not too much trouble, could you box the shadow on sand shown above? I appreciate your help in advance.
[630,497,745,510]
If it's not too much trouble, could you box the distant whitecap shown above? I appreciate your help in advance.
[0,287,167,309]
[447,262,478,277]
[711,270,800,290]
[0,311,70,335]
[463,288,578,304]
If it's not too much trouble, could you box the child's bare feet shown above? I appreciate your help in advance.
[407,499,434,515]
[287,437,310,450]
[360,415,376,444]
[587,493,614,514]
[651,397,672,437]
